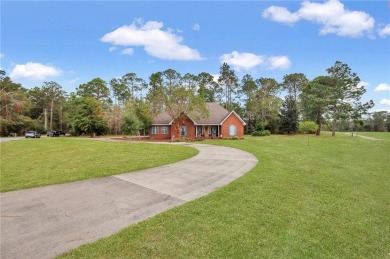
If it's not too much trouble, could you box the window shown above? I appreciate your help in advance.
[196,126,202,137]
[161,126,169,134]
[151,126,159,134]
[181,125,187,136]
[211,126,217,137]
[228,125,237,136]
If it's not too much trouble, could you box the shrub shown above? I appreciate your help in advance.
[223,136,244,140]
[299,121,317,134]
[252,130,271,137]
[255,123,265,131]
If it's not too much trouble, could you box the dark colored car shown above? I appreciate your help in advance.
[56,130,66,135]
[47,130,60,137]
[25,131,41,138]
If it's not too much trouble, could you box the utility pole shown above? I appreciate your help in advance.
[44,108,48,131]
[50,99,54,130]
[59,106,63,131]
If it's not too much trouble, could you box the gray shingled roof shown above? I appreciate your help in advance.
[152,112,173,125]
[190,102,230,124]
[151,102,236,125]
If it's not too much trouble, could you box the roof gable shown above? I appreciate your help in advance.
[220,111,247,126]
[151,102,245,125]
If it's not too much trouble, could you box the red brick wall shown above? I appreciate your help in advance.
[150,114,244,140]
[221,113,244,138]
[149,126,171,140]
[171,118,196,139]
[150,118,197,140]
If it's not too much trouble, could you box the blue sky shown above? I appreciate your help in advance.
[1,0,389,111]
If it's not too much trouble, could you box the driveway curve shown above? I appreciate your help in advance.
[1,143,258,259]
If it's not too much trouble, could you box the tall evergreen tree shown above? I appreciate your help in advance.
[326,61,373,136]
[280,95,299,134]
[197,72,222,102]
[218,63,238,110]
[77,78,110,102]
[42,81,64,130]
[301,76,336,135]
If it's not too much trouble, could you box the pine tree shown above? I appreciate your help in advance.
[279,95,299,134]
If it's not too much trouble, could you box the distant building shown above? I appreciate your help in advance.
[150,102,246,140]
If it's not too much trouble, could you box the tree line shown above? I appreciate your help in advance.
[1,61,387,137]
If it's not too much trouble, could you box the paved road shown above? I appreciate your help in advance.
[0,137,21,142]
[1,143,258,259]
[344,132,389,141]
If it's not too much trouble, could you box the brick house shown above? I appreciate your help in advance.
[149,102,246,140]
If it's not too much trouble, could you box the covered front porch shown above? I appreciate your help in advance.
[195,125,221,139]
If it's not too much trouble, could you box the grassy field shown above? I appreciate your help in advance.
[353,131,390,141]
[0,138,198,192]
[59,134,390,258]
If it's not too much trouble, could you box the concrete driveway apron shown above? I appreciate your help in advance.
[1,143,258,259]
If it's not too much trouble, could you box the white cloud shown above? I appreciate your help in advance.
[212,74,219,83]
[219,51,291,71]
[267,56,291,70]
[375,83,390,92]
[357,81,370,88]
[262,6,299,25]
[263,0,375,38]
[101,20,203,61]
[192,23,200,32]
[121,48,134,56]
[10,62,62,80]
[378,24,390,37]
[379,98,390,106]
[108,46,117,52]
[220,51,265,71]
[69,77,80,84]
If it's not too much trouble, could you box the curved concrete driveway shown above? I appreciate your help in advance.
[1,143,257,259]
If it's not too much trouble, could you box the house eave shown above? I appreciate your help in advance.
[151,123,172,126]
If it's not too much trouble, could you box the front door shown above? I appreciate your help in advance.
[196,126,202,138]
[211,126,217,137]
[181,125,187,137]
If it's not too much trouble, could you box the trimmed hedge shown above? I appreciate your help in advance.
[299,121,317,134]
[252,130,271,137]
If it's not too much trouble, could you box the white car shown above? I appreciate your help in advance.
[25,131,41,138]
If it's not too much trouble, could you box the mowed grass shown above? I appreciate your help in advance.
[59,134,390,258]
[0,138,198,192]
[354,131,390,141]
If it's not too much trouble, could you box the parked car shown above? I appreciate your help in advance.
[25,131,41,138]
[56,130,66,135]
[47,130,60,137]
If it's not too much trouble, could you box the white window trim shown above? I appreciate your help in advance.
[228,125,237,136]
[151,126,159,134]
[161,126,169,134]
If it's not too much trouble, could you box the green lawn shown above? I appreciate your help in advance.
[0,138,198,192]
[354,131,390,141]
[59,134,390,258]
